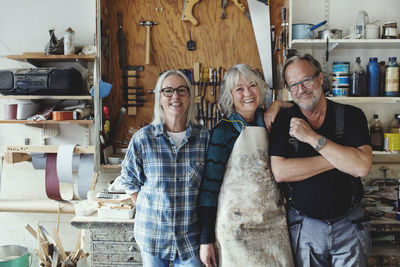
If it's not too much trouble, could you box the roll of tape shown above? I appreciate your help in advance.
[17,103,40,120]
[3,104,18,120]
[52,111,74,120]
[30,153,46,169]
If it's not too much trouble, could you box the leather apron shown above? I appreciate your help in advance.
[215,126,294,267]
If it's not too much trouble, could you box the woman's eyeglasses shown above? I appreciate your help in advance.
[286,73,319,93]
[161,86,189,97]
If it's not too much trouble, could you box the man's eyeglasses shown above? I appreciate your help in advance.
[286,73,319,92]
[161,86,189,97]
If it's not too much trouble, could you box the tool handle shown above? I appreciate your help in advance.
[310,20,327,31]
[232,0,245,12]
[281,7,286,23]
[182,0,200,25]
[118,11,122,29]
[145,26,151,65]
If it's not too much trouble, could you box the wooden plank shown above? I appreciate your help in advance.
[5,145,95,154]
[0,120,94,125]
[7,54,95,62]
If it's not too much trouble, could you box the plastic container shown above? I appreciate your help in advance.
[64,27,75,55]
[0,245,30,266]
[332,62,350,75]
[332,75,350,86]
[389,114,400,133]
[370,114,384,151]
[367,57,380,96]
[384,133,400,151]
[385,57,400,97]
[331,86,349,96]
[350,57,367,96]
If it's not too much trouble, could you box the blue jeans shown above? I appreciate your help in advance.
[140,250,202,267]
[287,205,371,267]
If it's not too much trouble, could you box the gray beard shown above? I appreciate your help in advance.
[295,87,322,111]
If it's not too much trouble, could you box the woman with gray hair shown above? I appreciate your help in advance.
[198,64,294,267]
[118,70,209,267]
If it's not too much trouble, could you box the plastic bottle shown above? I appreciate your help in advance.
[350,57,367,96]
[385,57,400,97]
[379,61,386,96]
[389,114,400,133]
[370,114,384,151]
[367,57,380,96]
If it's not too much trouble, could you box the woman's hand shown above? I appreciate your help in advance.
[200,243,217,267]
[264,100,292,132]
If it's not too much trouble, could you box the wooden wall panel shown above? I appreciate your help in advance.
[101,0,285,145]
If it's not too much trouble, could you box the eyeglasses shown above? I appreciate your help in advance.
[286,73,319,92]
[161,86,189,97]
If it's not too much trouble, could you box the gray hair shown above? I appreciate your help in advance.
[282,53,322,85]
[219,64,268,117]
[152,70,196,126]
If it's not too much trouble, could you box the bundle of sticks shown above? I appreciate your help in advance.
[25,221,87,267]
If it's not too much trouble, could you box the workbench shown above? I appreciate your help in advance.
[369,217,400,266]
[71,215,141,267]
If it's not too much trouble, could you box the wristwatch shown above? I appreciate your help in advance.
[314,136,327,152]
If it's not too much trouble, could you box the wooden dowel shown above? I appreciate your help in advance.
[25,224,44,243]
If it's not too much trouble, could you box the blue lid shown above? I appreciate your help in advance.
[333,61,350,65]
[369,57,378,61]
[388,57,397,61]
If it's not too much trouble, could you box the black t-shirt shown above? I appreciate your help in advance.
[269,99,370,219]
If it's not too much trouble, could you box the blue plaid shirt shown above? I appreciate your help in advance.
[119,123,209,261]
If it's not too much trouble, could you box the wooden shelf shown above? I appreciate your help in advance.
[0,120,94,125]
[0,95,92,100]
[6,145,95,154]
[372,151,400,163]
[327,97,400,104]
[7,54,95,62]
[291,39,400,49]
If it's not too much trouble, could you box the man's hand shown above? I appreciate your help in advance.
[200,243,217,267]
[289,117,318,144]
[130,192,138,204]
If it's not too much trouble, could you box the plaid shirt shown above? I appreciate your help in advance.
[119,123,209,261]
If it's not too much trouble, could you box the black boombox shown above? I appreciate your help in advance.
[0,68,84,95]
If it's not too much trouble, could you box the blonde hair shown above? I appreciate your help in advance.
[152,70,196,126]
[219,64,268,117]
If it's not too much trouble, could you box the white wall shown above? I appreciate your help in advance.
[0,1,118,266]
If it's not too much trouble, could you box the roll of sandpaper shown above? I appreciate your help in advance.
[77,154,94,200]
[45,153,63,201]
[57,144,77,183]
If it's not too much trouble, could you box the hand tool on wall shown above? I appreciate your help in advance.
[182,0,201,26]
[221,0,227,19]
[103,106,111,144]
[248,0,273,106]
[186,31,196,51]
[139,21,158,65]
[280,7,288,59]
[117,11,127,69]
[209,68,214,100]
[212,69,217,102]
[232,0,251,20]
[194,62,200,97]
